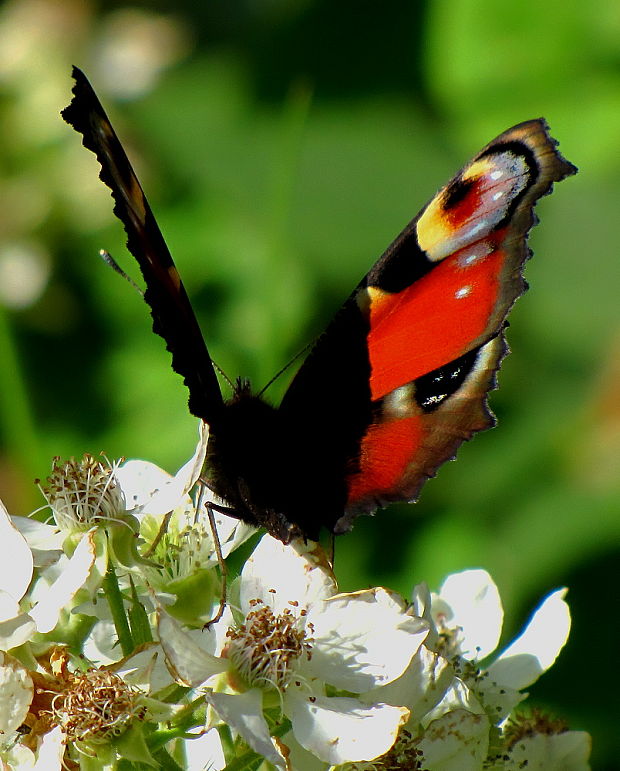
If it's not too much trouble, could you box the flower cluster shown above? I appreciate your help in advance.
[0,426,591,769]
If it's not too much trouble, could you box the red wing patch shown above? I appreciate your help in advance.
[338,120,576,525]
[364,240,505,400]
[343,337,502,519]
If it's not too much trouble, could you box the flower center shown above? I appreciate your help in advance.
[40,454,125,531]
[433,613,467,660]
[226,599,313,692]
[50,669,146,744]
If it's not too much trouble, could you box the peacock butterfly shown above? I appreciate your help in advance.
[62,67,576,543]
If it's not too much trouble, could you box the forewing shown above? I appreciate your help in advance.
[280,120,576,532]
[62,67,224,423]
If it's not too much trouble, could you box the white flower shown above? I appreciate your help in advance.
[0,497,98,651]
[76,422,253,655]
[160,535,429,767]
[415,569,571,721]
[10,516,63,568]
[117,421,253,618]
[355,569,583,770]
[419,569,504,660]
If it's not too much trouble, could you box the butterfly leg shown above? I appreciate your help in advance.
[197,483,229,628]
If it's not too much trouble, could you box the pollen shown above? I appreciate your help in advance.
[433,614,466,660]
[40,454,126,531]
[49,669,146,744]
[226,599,314,692]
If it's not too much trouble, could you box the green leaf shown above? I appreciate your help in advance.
[113,722,159,768]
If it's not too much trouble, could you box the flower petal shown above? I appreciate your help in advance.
[306,587,428,692]
[112,643,169,693]
[32,725,65,771]
[361,644,454,719]
[475,677,524,723]
[205,688,286,768]
[0,652,33,735]
[487,589,570,689]
[117,422,208,516]
[412,580,439,650]
[504,730,591,770]
[418,708,490,770]
[0,611,37,651]
[285,688,408,765]
[11,516,63,567]
[0,590,20,623]
[197,503,256,562]
[174,420,210,494]
[157,610,228,687]
[0,499,33,607]
[2,744,36,770]
[29,529,98,633]
[116,459,175,511]
[434,569,503,660]
[240,535,336,614]
[82,618,119,665]
[278,730,328,771]
[183,727,226,771]
[422,677,485,727]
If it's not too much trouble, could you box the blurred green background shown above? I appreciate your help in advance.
[0,0,618,766]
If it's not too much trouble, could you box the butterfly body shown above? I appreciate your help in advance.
[62,69,576,542]
[204,388,335,542]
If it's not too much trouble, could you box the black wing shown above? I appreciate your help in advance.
[62,67,224,424]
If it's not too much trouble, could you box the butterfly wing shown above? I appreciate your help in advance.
[280,119,576,533]
[62,67,224,424]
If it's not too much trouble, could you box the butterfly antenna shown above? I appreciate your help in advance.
[257,342,312,398]
[102,247,237,394]
[99,249,143,295]
[101,247,236,393]
[211,359,235,391]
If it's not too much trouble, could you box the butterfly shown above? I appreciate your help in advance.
[62,67,576,543]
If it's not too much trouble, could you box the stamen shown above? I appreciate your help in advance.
[48,669,146,744]
[434,615,465,660]
[39,454,126,531]
[226,599,314,692]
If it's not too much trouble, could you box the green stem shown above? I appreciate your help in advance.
[102,560,134,656]
[169,695,205,725]
[148,700,206,752]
